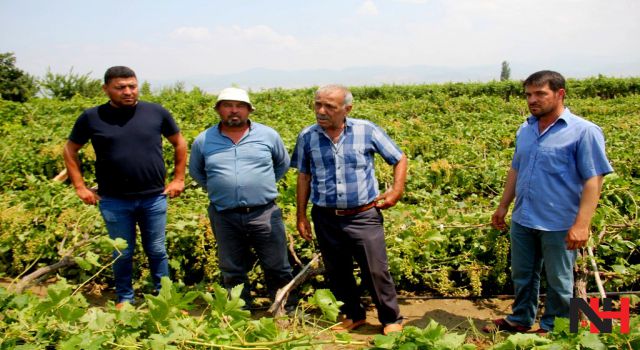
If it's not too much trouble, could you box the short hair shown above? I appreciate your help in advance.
[104,66,137,84]
[315,84,353,107]
[523,70,565,92]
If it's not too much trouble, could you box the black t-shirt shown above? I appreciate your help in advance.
[69,101,180,198]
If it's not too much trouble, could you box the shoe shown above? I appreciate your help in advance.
[482,318,531,333]
[383,323,403,335]
[331,318,367,332]
[115,301,132,310]
[532,328,549,335]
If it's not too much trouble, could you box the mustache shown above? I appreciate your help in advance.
[316,114,329,120]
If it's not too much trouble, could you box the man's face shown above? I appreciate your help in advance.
[525,83,564,118]
[314,90,352,130]
[103,77,138,108]
[216,100,251,127]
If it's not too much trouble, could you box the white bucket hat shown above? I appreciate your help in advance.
[215,87,254,111]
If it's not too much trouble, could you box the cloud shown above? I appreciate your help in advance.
[170,26,212,41]
[393,0,428,3]
[357,0,379,16]
[219,25,298,48]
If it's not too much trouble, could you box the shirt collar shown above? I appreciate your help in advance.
[526,107,572,126]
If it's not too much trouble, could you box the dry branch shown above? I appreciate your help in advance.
[269,253,322,317]
[12,256,75,293]
[52,169,68,182]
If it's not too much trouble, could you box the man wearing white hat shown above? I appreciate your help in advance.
[189,87,293,306]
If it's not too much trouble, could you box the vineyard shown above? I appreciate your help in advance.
[0,77,638,348]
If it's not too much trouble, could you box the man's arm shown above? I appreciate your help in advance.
[491,167,518,231]
[375,154,408,209]
[63,140,100,205]
[272,135,290,182]
[164,132,187,198]
[566,175,604,250]
[296,172,313,241]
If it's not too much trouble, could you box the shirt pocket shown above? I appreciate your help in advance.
[238,144,271,161]
[538,147,570,174]
[344,146,368,169]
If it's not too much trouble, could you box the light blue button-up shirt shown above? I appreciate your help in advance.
[189,121,290,211]
[291,118,403,208]
[511,108,613,231]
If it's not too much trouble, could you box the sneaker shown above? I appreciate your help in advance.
[482,318,531,333]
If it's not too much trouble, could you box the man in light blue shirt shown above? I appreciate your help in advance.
[486,71,613,333]
[189,87,293,306]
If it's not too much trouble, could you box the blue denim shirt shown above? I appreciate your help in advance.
[189,121,290,211]
[291,118,403,208]
[511,108,613,231]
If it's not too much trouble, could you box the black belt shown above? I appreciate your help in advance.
[221,201,274,214]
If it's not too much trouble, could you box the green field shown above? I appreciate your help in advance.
[0,77,638,348]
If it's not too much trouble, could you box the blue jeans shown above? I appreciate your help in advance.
[507,221,577,330]
[208,202,293,304]
[99,194,169,303]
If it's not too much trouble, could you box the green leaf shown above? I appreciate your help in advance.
[74,256,92,270]
[146,294,170,322]
[307,289,343,322]
[434,332,467,349]
[112,237,128,251]
[579,333,606,350]
[372,333,399,349]
[84,251,101,267]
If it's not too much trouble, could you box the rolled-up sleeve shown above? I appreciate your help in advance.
[372,124,403,165]
[290,133,310,174]
[576,125,613,180]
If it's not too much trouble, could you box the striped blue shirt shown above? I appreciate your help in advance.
[189,121,290,211]
[291,118,403,208]
[511,108,613,231]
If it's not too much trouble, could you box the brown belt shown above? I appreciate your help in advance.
[323,201,377,216]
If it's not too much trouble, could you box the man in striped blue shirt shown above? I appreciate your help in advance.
[291,85,408,335]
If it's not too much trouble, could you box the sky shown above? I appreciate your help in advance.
[1,0,639,91]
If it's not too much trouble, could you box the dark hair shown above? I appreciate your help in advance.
[104,66,136,84]
[523,70,565,92]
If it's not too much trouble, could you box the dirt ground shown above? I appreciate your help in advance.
[360,296,513,333]
[327,296,515,348]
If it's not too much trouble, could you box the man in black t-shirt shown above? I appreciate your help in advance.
[63,66,187,307]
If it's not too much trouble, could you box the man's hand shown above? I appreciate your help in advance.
[491,206,509,231]
[76,186,100,205]
[163,179,185,198]
[374,189,402,209]
[566,224,590,250]
[297,216,313,241]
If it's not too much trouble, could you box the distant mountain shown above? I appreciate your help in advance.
[150,62,640,93]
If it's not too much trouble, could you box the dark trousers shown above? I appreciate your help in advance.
[208,202,293,303]
[311,205,402,325]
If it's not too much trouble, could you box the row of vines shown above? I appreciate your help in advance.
[0,77,638,348]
